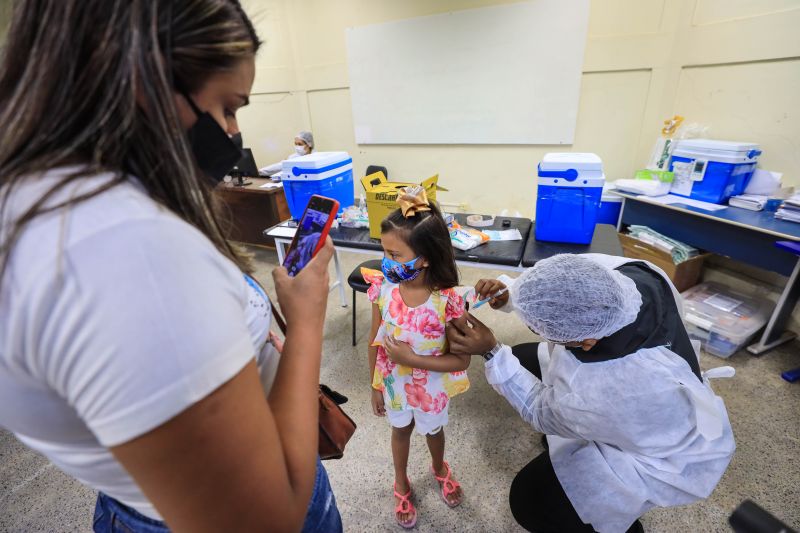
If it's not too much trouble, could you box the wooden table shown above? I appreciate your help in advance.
[215,178,289,247]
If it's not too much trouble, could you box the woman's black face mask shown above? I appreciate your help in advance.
[182,93,243,184]
[230,132,243,150]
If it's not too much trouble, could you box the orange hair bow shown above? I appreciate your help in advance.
[396,185,431,218]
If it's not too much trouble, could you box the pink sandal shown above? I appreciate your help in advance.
[394,480,418,529]
[431,461,463,508]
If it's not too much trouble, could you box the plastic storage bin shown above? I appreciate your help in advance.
[681,282,771,358]
[597,184,622,226]
[282,151,354,219]
[668,139,761,204]
[535,153,605,245]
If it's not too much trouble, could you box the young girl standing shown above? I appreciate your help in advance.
[363,187,470,529]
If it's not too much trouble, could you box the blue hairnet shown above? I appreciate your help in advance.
[512,254,642,342]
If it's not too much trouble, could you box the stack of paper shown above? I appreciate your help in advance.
[775,195,800,223]
[729,194,767,211]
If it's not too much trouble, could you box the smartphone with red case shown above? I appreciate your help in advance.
[282,195,339,277]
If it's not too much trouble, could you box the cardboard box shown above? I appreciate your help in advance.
[619,233,709,292]
[360,172,446,239]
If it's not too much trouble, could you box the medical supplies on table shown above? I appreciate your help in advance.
[360,172,444,239]
[775,194,800,223]
[614,169,675,197]
[449,220,489,250]
[535,153,604,245]
[282,151,354,219]
[450,224,489,251]
[340,196,370,228]
[619,226,707,292]
[668,139,761,204]
[681,282,771,358]
[449,218,522,250]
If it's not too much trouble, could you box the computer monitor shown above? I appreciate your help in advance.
[232,148,259,177]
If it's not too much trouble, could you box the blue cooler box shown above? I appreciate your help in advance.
[668,139,760,204]
[535,153,605,245]
[597,184,622,226]
[282,151,354,219]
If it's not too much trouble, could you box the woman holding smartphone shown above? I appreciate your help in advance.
[0,1,341,531]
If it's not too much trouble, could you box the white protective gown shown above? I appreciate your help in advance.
[486,254,735,533]
[259,152,300,177]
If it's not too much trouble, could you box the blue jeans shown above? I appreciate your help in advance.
[93,457,342,532]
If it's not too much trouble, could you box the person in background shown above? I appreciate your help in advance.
[0,1,341,532]
[260,130,315,179]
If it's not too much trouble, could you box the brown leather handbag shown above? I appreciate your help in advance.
[270,300,356,460]
[317,384,357,460]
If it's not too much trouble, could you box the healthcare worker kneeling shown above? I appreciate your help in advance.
[446,254,735,533]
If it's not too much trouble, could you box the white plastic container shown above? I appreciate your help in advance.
[681,282,771,358]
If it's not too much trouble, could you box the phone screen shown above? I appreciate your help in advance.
[283,197,335,277]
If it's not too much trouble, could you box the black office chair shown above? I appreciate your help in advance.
[347,258,382,346]
[365,165,388,179]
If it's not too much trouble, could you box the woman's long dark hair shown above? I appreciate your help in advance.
[381,202,459,291]
[0,0,260,284]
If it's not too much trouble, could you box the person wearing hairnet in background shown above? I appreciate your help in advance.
[445,253,735,533]
[259,130,314,179]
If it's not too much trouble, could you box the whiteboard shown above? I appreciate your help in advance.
[345,0,589,145]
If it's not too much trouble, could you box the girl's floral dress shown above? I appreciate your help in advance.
[363,268,470,414]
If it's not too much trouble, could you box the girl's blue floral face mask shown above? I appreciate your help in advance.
[381,256,423,283]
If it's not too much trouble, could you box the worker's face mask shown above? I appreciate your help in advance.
[382,256,423,283]
[183,93,243,183]
[294,144,307,156]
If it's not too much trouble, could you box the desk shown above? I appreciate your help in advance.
[215,179,289,247]
[267,214,532,272]
[616,192,800,355]
[326,214,532,269]
[266,215,629,311]
[522,224,622,267]
[265,214,532,307]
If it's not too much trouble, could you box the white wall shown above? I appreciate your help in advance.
[240,0,800,217]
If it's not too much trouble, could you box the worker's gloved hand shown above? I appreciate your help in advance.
[473,279,509,309]
[447,314,497,355]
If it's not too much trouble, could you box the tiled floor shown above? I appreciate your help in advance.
[1,248,798,532]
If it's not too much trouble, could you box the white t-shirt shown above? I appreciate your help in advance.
[0,167,275,519]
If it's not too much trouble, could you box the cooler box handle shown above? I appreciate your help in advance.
[537,163,578,182]
[292,157,354,177]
